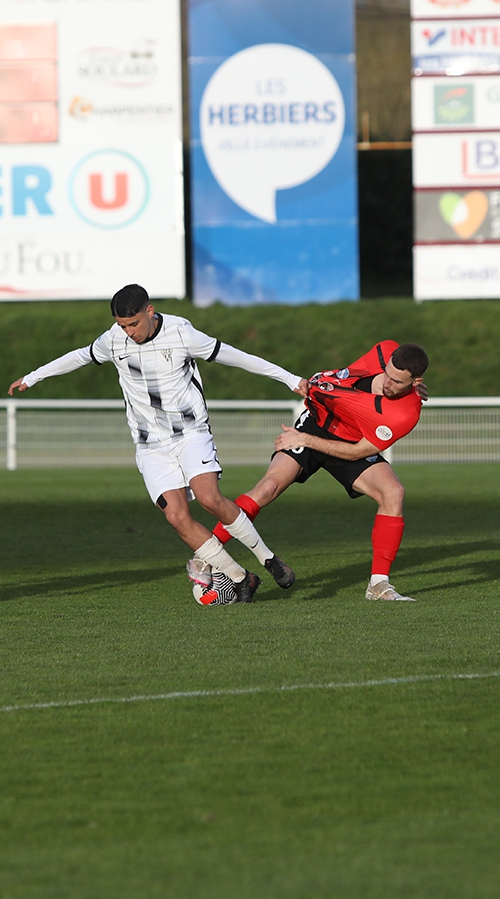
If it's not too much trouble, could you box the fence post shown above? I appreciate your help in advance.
[6,401,17,471]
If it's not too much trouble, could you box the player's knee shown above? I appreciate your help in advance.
[164,504,191,532]
[385,480,405,511]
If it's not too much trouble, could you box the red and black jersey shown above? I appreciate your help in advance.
[305,340,422,451]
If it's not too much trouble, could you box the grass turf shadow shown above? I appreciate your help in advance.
[0,565,179,604]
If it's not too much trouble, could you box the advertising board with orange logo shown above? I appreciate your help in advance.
[0,0,185,301]
[411,0,500,298]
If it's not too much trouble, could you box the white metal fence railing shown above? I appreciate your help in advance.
[1,397,500,470]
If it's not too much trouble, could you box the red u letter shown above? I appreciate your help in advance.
[89,172,128,209]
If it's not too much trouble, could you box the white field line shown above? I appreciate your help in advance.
[1,671,499,715]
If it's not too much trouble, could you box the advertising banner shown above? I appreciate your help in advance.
[415,187,500,241]
[412,18,500,75]
[413,131,500,186]
[0,0,185,301]
[412,75,500,130]
[414,244,500,298]
[188,0,358,306]
[412,0,500,299]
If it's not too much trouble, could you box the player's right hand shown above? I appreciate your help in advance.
[8,378,28,396]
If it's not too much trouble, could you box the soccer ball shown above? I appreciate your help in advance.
[192,569,237,606]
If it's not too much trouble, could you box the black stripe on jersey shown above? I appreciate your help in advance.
[128,360,142,378]
[376,344,386,370]
[323,411,335,432]
[191,373,208,408]
[148,390,162,409]
[375,396,383,415]
[181,407,196,424]
[89,342,102,365]
[206,339,221,363]
[146,371,162,409]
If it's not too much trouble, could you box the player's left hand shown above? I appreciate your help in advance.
[293,378,308,397]
[275,424,305,451]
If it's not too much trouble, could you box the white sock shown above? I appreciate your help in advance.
[195,536,245,583]
[370,574,389,586]
[224,510,273,566]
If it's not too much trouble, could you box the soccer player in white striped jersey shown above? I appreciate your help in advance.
[8,284,307,603]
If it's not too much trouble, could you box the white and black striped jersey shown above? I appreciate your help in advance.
[22,313,301,446]
[91,314,220,445]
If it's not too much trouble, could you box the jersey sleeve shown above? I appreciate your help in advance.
[213,342,302,392]
[90,327,115,364]
[176,320,219,361]
[352,392,422,450]
[22,346,94,388]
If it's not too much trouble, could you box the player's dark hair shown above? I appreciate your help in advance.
[110,284,150,317]
[392,343,429,378]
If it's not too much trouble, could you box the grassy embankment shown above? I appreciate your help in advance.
[3,297,500,399]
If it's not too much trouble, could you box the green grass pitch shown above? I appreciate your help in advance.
[1,463,499,899]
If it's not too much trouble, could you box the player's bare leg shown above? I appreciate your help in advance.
[247,452,303,508]
[352,462,415,602]
[157,486,260,602]
[351,461,405,517]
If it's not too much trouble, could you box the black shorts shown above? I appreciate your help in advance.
[279,413,386,499]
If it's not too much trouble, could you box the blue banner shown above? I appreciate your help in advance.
[188,0,358,305]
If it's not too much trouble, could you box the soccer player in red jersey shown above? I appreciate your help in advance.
[212,341,429,602]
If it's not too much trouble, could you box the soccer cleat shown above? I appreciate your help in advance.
[187,557,212,588]
[233,570,262,604]
[365,581,416,602]
[193,569,237,606]
[264,555,295,589]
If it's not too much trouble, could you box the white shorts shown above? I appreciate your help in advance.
[136,431,222,504]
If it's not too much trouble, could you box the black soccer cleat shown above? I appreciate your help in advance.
[264,555,295,589]
[233,570,262,604]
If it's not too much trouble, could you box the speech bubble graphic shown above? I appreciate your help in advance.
[200,43,345,223]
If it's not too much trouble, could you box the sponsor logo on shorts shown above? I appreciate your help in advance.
[336,368,350,380]
[375,425,393,442]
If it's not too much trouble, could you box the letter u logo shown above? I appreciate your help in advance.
[89,172,128,209]
[69,150,149,229]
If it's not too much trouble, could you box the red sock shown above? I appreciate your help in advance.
[212,494,261,544]
[371,514,405,577]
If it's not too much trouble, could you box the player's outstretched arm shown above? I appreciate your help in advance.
[274,425,380,461]
[7,347,94,395]
[214,342,304,393]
